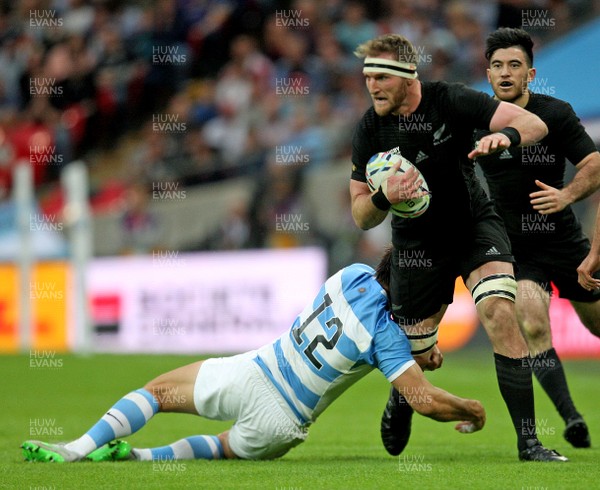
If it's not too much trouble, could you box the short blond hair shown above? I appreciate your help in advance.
[354,34,418,64]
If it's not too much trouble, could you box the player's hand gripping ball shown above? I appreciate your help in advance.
[366,152,430,218]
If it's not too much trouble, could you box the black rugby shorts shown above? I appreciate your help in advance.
[390,201,514,322]
[512,237,600,302]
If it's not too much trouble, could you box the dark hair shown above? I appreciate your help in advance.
[485,27,534,67]
[375,245,393,292]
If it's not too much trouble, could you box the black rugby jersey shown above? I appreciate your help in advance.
[352,81,499,246]
[475,93,597,246]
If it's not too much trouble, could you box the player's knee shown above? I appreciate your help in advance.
[478,296,516,330]
[143,380,162,409]
[472,274,517,330]
[218,432,239,460]
[519,316,550,344]
[144,378,175,411]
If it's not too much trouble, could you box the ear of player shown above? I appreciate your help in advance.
[366,152,430,218]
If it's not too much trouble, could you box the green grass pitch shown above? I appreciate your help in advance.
[1,349,599,489]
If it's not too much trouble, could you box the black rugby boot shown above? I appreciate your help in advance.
[380,387,413,456]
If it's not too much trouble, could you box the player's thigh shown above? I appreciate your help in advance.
[465,260,515,288]
[144,360,204,414]
[465,260,518,326]
[460,199,514,283]
[571,300,600,335]
[458,197,518,338]
[193,352,256,421]
[462,227,517,325]
[550,243,600,303]
[465,261,528,356]
[227,364,308,460]
[465,260,516,318]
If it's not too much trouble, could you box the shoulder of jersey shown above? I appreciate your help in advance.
[528,92,571,114]
[341,264,385,296]
[342,263,376,280]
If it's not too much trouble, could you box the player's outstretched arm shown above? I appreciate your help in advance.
[490,101,548,146]
[469,102,548,159]
[392,364,486,433]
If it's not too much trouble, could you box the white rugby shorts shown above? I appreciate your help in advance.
[193,352,308,460]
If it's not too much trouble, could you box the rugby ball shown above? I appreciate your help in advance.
[366,152,430,218]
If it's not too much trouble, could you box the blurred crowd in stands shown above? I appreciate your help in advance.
[0,0,597,265]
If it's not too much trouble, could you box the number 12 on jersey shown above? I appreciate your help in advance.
[292,293,344,369]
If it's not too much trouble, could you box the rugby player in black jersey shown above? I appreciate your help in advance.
[350,33,567,462]
[475,27,600,449]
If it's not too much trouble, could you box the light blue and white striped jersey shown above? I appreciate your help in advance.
[254,263,415,425]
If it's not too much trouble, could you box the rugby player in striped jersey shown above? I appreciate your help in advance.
[22,248,485,463]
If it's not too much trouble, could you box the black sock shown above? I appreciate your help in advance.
[532,348,579,423]
[494,353,537,452]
